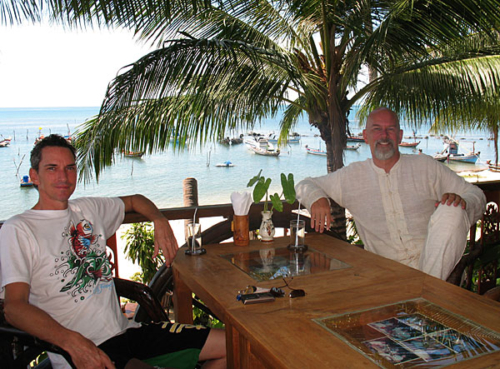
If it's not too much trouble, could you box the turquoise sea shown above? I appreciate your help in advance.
[0,107,497,222]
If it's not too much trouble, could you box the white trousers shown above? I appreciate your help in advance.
[418,204,471,280]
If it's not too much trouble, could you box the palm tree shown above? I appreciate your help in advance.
[3,0,500,236]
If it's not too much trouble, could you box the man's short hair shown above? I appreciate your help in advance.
[31,134,77,171]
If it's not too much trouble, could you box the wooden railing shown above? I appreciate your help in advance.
[113,201,303,277]
[2,180,499,281]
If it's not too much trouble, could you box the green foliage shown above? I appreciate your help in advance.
[122,222,164,284]
[347,218,364,246]
[247,170,296,212]
[193,304,224,329]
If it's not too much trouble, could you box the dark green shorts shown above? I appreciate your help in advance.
[98,322,211,369]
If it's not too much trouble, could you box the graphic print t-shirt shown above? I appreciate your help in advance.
[0,197,139,345]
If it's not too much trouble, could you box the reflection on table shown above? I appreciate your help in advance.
[172,233,500,368]
[219,246,350,281]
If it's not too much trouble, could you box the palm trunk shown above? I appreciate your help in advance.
[315,105,348,240]
[494,126,499,165]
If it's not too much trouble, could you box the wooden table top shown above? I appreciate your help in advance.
[172,233,500,368]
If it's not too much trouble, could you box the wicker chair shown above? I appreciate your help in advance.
[0,277,166,369]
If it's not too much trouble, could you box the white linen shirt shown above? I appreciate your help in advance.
[296,154,486,267]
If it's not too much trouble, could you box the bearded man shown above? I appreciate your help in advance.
[295,107,486,280]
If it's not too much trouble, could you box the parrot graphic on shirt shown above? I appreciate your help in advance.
[56,219,112,299]
[69,220,97,259]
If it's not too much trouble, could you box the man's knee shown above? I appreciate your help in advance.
[430,204,470,231]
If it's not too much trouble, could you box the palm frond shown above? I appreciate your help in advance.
[362,53,500,126]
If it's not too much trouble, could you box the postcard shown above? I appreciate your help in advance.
[401,335,455,361]
[369,318,423,341]
[398,313,447,334]
[363,337,420,364]
[431,329,485,353]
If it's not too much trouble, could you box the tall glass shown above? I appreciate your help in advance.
[289,220,306,250]
[185,223,206,255]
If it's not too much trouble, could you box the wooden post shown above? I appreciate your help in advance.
[183,178,199,239]
[106,234,119,278]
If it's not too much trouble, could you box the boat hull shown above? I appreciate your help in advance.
[399,141,420,147]
[249,147,280,156]
[447,155,479,164]
[345,144,361,150]
[347,136,364,142]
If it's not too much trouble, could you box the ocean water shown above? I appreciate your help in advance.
[0,107,497,222]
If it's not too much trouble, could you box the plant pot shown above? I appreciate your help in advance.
[259,210,275,242]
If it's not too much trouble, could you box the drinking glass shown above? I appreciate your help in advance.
[289,219,306,250]
[185,223,206,255]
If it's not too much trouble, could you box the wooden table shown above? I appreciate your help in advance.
[172,233,500,368]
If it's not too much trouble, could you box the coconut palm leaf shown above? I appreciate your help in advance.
[4,0,500,236]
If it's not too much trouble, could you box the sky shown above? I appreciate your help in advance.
[0,22,152,108]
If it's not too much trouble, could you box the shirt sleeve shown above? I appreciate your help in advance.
[295,170,344,212]
[0,221,36,291]
[71,197,125,239]
[432,160,486,224]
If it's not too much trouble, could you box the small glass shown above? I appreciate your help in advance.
[289,219,307,251]
[185,223,206,256]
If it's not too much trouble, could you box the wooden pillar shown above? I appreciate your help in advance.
[106,234,119,278]
[173,267,194,324]
[183,178,199,239]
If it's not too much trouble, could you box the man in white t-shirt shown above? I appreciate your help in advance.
[296,107,486,280]
[0,135,226,369]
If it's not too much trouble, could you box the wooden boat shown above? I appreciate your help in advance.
[124,151,144,158]
[434,138,480,164]
[267,134,300,144]
[216,161,235,167]
[399,141,420,148]
[347,135,364,142]
[433,153,448,162]
[487,161,500,172]
[249,145,280,156]
[305,145,326,156]
[345,143,361,150]
[306,144,360,155]
[447,153,479,164]
[246,138,280,156]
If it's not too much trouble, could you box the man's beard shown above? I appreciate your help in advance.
[374,139,396,160]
